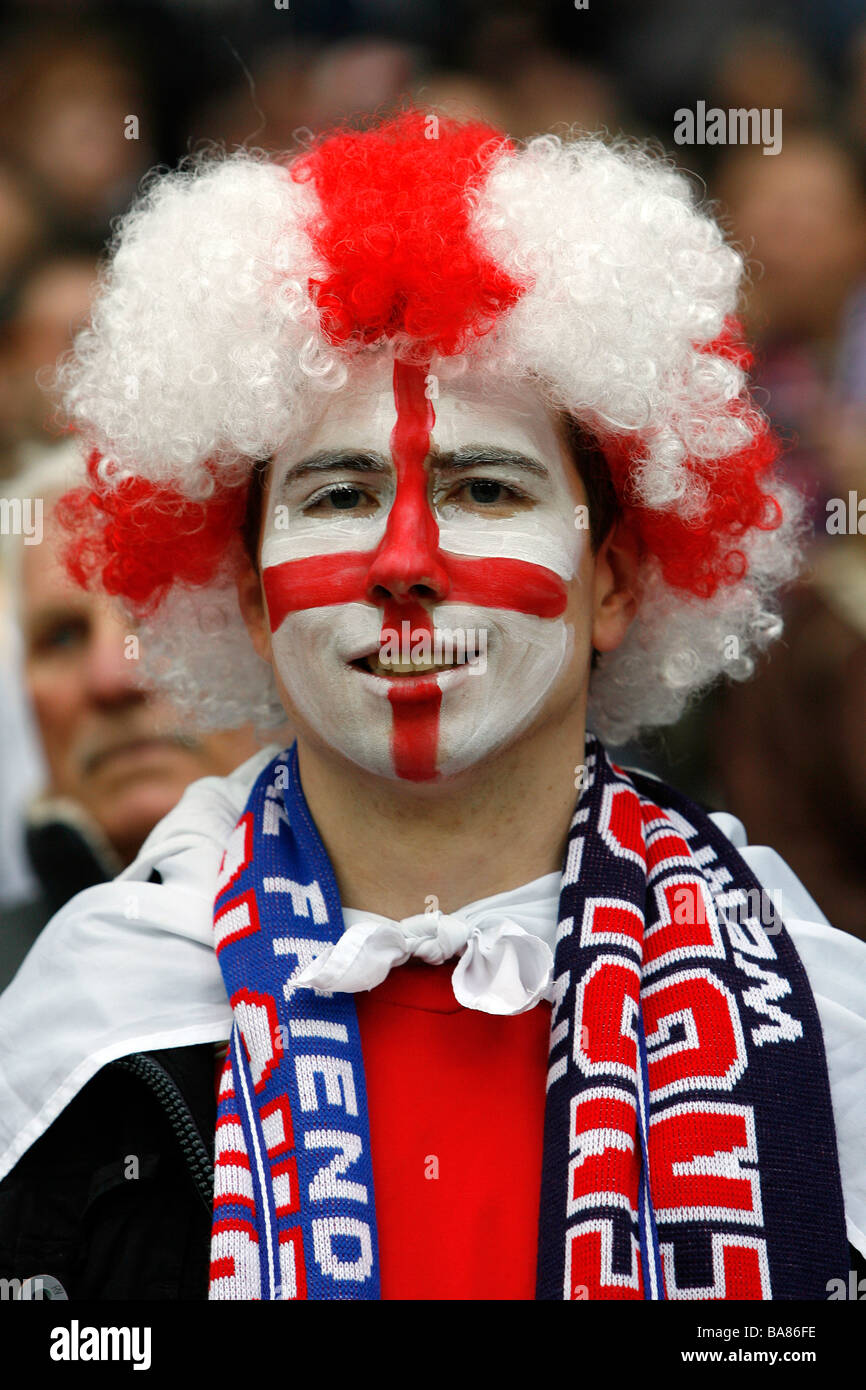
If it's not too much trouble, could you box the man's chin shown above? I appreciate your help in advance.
[80,758,207,865]
[300,723,518,789]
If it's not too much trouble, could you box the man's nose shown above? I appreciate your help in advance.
[365,486,450,605]
[84,609,147,707]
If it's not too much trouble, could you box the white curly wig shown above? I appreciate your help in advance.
[54,110,800,744]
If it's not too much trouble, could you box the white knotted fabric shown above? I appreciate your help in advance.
[293,874,564,1015]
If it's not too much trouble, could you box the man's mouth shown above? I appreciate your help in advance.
[350,653,469,678]
[81,734,201,777]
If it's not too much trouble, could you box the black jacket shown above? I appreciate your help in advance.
[0,1044,216,1300]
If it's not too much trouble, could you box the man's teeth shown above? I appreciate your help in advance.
[368,655,460,676]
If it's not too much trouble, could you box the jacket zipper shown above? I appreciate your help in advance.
[110,1053,214,1211]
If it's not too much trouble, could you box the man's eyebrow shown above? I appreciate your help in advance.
[432,446,550,478]
[24,604,90,635]
[278,450,391,483]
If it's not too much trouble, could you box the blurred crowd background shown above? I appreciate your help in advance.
[0,0,864,954]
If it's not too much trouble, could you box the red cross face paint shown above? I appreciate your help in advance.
[260,357,588,781]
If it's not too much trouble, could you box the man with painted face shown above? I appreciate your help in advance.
[0,112,863,1303]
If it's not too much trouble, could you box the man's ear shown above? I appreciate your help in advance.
[236,557,273,665]
[591,521,640,654]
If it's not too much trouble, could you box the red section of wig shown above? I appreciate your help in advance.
[290,109,526,355]
[56,449,247,611]
[603,319,782,600]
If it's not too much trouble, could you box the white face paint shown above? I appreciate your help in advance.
[260,356,588,780]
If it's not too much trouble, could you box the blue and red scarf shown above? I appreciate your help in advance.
[208,736,848,1300]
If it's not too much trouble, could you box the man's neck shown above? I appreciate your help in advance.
[295,717,586,919]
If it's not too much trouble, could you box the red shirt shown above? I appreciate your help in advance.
[355,959,550,1299]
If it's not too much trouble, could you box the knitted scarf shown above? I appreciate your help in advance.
[208,737,848,1300]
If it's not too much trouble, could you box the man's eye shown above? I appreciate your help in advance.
[305,484,377,514]
[32,618,89,654]
[444,478,530,511]
[468,480,504,505]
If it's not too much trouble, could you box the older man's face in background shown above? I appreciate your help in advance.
[20,501,258,865]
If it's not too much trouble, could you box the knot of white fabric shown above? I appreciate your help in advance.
[292,907,555,1016]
